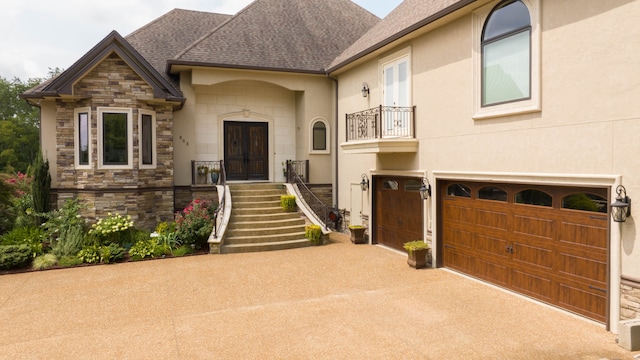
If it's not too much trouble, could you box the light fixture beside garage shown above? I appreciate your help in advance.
[360,174,370,191]
[361,82,370,98]
[419,178,432,200]
[611,185,631,222]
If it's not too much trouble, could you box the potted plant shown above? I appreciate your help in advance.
[197,165,209,184]
[348,225,366,244]
[305,225,323,246]
[210,167,220,184]
[403,240,430,269]
[280,195,296,212]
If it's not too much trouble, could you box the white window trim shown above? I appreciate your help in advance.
[472,0,541,119]
[309,117,330,155]
[379,47,412,107]
[73,107,92,169]
[138,109,157,169]
[97,107,133,170]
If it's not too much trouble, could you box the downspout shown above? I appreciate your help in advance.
[327,74,339,211]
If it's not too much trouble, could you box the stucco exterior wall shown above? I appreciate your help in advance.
[335,0,640,327]
[173,68,335,185]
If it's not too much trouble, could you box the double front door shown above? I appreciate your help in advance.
[224,121,268,181]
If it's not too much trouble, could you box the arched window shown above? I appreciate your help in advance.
[478,186,507,202]
[447,184,471,198]
[562,193,607,213]
[309,118,329,154]
[482,0,531,106]
[515,189,551,207]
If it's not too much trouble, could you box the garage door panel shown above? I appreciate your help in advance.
[444,202,473,224]
[558,283,607,323]
[444,246,473,273]
[475,233,509,258]
[511,269,553,301]
[512,242,554,270]
[444,226,474,250]
[474,208,508,231]
[513,214,554,239]
[474,257,509,286]
[558,252,607,284]
[559,221,608,250]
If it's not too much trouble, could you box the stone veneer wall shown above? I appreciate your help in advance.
[621,277,640,320]
[53,53,175,230]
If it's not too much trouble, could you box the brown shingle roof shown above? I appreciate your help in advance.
[170,0,380,73]
[328,0,477,72]
[125,9,231,80]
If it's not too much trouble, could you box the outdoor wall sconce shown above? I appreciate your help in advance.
[360,174,370,192]
[611,185,631,222]
[419,178,432,200]
[361,82,370,98]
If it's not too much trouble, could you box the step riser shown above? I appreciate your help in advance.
[233,195,283,203]
[230,184,284,191]
[233,201,280,209]
[226,226,307,237]
[227,219,305,230]
[231,190,284,196]
[221,240,309,254]
[225,232,306,245]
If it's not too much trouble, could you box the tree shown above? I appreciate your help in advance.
[0,76,44,173]
[31,150,51,224]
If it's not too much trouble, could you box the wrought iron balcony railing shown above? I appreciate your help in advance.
[346,106,415,142]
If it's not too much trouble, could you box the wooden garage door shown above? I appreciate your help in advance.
[440,181,609,323]
[374,177,423,251]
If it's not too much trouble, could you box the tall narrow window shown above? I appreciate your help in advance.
[78,112,89,165]
[382,53,411,136]
[312,122,326,151]
[74,107,91,168]
[482,0,531,106]
[141,114,153,165]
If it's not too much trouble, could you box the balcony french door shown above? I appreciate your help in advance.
[383,56,410,137]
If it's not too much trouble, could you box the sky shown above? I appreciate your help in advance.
[1,0,402,81]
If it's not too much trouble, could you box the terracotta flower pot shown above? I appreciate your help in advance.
[349,227,366,244]
[407,248,429,269]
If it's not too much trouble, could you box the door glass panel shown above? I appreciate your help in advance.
[447,184,471,197]
[478,186,507,201]
[383,180,399,190]
[562,193,607,213]
[515,189,552,207]
[404,180,422,192]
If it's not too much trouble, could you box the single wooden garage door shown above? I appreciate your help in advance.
[440,181,609,323]
[374,176,423,251]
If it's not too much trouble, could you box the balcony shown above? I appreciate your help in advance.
[341,106,419,154]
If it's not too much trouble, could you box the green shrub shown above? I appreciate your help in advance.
[88,212,134,247]
[128,239,157,261]
[52,225,85,258]
[0,245,31,270]
[172,244,193,257]
[58,255,83,267]
[33,253,57,270]
[280,195,296,212]
[78,244,125,264]
[0,226,44,257]
[31,151,51,224]
[78,245,101,264]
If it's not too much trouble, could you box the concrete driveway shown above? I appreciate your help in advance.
[0,233,637,359]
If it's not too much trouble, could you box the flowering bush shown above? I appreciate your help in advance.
[5,172,37,228]
[88,212,134,246]
[174,199,217,249]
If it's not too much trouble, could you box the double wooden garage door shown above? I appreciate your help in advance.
[440,181,609,323]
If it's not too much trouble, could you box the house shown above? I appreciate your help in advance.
[22,0,640,335]
[328,0,640,334]
[22,0,378,228]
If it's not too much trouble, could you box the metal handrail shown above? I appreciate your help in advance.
[286,160,339,230]
[213,160,226,239]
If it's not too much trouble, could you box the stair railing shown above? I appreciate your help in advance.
[286,160,340,230]
[213,160,227,239]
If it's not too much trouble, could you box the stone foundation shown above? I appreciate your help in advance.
[621,277,640,320]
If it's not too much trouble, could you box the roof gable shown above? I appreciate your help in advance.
[170,0,380,73]
[23,31,184,104]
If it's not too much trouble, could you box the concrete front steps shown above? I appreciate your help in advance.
[221,183,309,254]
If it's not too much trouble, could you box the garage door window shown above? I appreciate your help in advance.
[562,193,607,213]
[515,189,552,207]
[383,180,399,190]
[478,186,507,201]
[447,184,471,197]
[404,180,422,192]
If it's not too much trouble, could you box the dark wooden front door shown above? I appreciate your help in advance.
[440,181,609,323]
[224,122,268,181]
[374,177,423,251]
